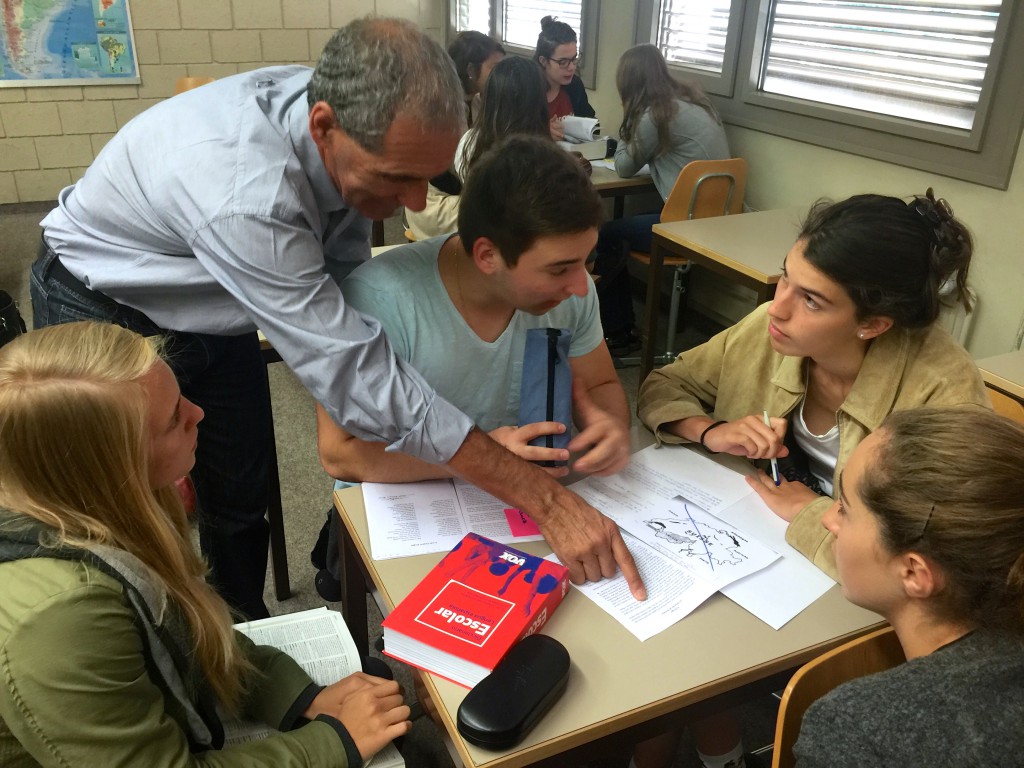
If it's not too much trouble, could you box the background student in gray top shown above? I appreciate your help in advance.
[31,17,644,619]
[795,407,1024,766]
[595,44,731,356]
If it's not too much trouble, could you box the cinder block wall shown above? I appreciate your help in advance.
[0,0,444,204]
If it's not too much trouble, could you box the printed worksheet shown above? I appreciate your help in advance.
[618,496,779,590]
[549,531,719,641]
[363,478,543,560]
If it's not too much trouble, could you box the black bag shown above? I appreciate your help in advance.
[0,290,27,349]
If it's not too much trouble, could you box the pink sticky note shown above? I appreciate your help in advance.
[504,508,541,537]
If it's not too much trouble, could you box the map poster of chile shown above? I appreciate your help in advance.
[1,0,139,87]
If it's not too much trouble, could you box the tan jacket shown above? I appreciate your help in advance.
[638,303,989,579]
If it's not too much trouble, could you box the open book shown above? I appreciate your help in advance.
[228,607,404,768]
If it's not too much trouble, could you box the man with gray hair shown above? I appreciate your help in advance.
[31,17,645,620]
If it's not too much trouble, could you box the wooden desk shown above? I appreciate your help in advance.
[332,453,880,768]
[976,350,1024,400]
[642,208,802,379]
[591,165,658,219]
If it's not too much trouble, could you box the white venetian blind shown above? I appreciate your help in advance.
[657,0,735,75]
[761,0,1003,130]
[456,1,491,34]
[503,1,584,55]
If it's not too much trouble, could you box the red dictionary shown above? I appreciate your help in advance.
[382,533,570,688]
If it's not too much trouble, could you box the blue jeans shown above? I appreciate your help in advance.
[30,242,272,619]
[594,212,662,337]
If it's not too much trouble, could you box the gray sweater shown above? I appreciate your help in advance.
[794,630,1024,767]
[613,99,730,201]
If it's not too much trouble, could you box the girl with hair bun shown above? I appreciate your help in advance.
[795,406,1024,765]
[534,15,595,140]
[0,322,410,766]
[639,189,989,580]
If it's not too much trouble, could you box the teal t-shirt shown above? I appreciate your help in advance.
[341,236,603,432]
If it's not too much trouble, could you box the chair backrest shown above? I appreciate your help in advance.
[660,157,748,224]
[937,285,977,346]
[771,626,904,768]
[174,76,216,95]
[987,385,1024,425]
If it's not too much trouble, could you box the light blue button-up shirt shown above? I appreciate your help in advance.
[41,66,473,464]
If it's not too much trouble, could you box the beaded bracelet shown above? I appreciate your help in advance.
[699,420,728,453]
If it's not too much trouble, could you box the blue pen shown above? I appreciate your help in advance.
[763,409,781,486]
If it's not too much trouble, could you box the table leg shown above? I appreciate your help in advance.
[371,219,385,247]
[339,522,370,657]
[613,194,625,220]
[266,428,290,601]
[641,238,666,383]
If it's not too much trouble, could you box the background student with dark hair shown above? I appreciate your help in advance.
[406,30,506,240]
[447,30,505,127]
[534,15,595,140]
[796,406,1024,766]
[595,44,731,355]
[410,56,555,240]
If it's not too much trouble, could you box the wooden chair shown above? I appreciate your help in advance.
[174,76,215,95]
[987,384,1024,425]
[771,626,905,768]
[622,158,748,366]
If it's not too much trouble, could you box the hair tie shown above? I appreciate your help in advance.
[909,187,955,247]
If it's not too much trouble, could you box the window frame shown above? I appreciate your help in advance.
[636,0,1024,189]
[447,0,601,91]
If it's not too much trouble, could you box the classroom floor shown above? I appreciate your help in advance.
[1,204,778,768]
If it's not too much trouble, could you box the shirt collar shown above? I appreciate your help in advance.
[271,70,346,215]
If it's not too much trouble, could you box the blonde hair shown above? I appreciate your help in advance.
[0,322,250,710]
[861,406,1024,634]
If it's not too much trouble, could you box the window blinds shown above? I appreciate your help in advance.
[761,0,1002,130]
[657,0,735,75]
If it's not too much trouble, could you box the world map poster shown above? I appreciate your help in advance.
[1,0,139,87]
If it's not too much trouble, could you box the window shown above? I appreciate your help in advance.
[637,0,1024,188]
[656,0,733,76]
[760,1,1000,131]
[449,0,599,89]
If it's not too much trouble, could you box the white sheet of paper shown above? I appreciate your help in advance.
[229,608,404,767]
[573,443,835,629]
[549,532,718,641]
[715,494,836,629]
[592,158,651,176]
[363,478,543,560]
[627,443,755,514]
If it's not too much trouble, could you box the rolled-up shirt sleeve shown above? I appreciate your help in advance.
[190,212,474,465]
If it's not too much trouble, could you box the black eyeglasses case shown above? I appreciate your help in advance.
[456,633,570,750]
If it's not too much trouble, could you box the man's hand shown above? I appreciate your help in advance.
[746,472,818,522]
[568,379,630,476]
[305,673,411,760]
[700,415,790,460]
[488,422,569,477]
[445,429,647,600]
[540,485,646,600]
